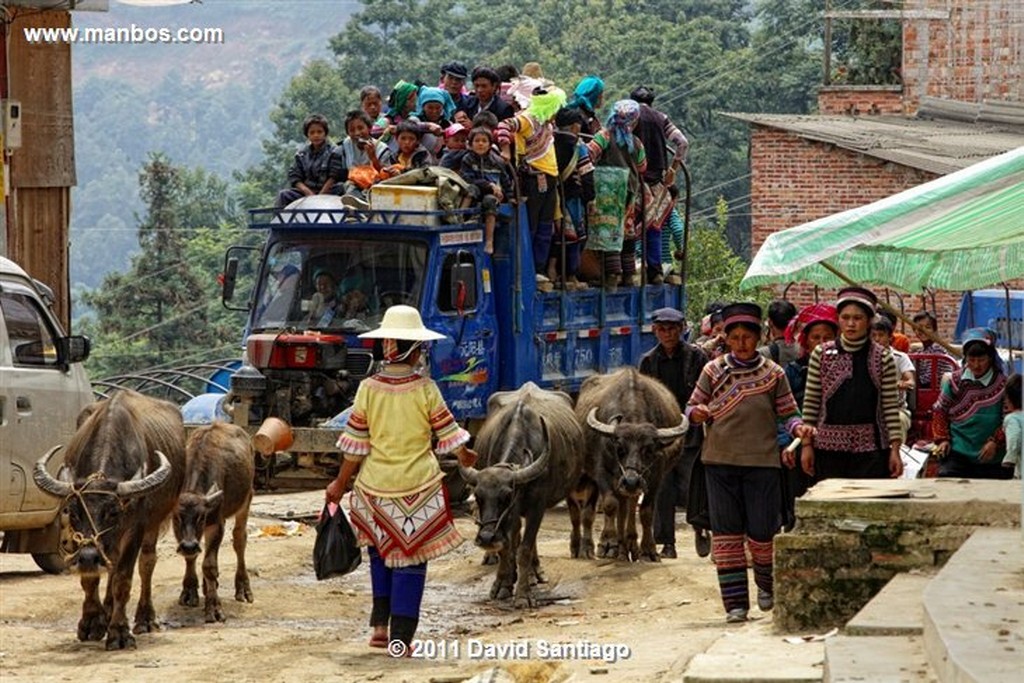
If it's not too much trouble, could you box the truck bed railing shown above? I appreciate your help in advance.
[248,206,483,230]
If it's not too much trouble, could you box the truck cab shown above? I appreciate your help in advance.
[193,192,683,481]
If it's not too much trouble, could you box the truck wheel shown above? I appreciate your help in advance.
[32,552,67,575]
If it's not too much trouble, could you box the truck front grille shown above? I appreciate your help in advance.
[345,350,375,379]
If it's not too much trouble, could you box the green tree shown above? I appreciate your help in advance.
[684,197,772,325]
[80,154,241,377]
[237,59,354,206]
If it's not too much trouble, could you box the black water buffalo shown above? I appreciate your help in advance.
[575,368,688,562]
[174,422,255,623]
[460,382,584,607]
[33,390,186,650]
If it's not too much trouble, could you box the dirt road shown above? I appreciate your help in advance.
[0,491,757,682]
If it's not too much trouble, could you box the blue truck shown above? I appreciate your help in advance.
[184,191,685,485]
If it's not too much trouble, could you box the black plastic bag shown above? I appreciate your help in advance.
[313,502,362,580]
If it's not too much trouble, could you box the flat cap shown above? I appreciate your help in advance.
[440,61,468,79]
[651,307,685,324]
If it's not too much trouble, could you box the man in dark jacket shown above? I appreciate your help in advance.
[460,66,514,121]
[638,307,710,558]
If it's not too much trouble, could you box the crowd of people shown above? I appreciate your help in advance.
[276,61,689,289]
[321,287,1020,644]
[640,290,1021,624]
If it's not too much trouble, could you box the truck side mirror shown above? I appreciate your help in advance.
[64,335,91,364]
[223,257,239,302]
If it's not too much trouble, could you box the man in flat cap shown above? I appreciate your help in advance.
[639,307,710,558]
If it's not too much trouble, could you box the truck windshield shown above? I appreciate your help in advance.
[251,237,427,335]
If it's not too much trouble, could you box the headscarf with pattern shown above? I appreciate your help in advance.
[606,99,641,153]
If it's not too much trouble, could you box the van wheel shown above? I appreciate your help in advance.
[32,553,67,575]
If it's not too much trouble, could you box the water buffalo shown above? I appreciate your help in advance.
[575,368,688,562]
[174,422,255,623]
[33,390,186,650]
[460,382,584,607]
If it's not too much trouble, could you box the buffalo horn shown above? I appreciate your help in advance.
[655,413,691,441]
[458,464,480,485]
[585,407,617,436]
[116,451,172,498]
[204,483,225,508]
[511,446,549,485]
[33,446,72,498]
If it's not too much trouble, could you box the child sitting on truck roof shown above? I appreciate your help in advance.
[459,127,513,254]
[382,121,433,177]
[332,110,394,200]
[439,123,469,169]
[276,114,340,209]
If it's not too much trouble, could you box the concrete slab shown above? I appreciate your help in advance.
[682,622,825,683]
[846,572,933,636]
[923,528,1024,683]
[798,478,1021,528]
[824,635,936,682]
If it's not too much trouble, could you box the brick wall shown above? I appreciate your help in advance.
[902,0,1024,110]
[748,127,1022,340]
[750,128,939,254]
[817,1,1023,116]
[818,87,905,115]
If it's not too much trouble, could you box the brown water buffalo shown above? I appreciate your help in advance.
[174,422,255,623]
[575,368,688,562]
[460,382,584,607]
[33,390,186,650]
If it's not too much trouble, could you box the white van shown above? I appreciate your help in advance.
[0,256,93,572]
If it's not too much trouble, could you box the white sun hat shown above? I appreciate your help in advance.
[359,305,446,341]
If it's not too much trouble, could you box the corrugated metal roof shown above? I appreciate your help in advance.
[722,112,1024,174]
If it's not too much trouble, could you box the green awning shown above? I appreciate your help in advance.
[740,146,1024,292]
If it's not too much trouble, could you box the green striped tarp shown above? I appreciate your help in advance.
[740,146,1024,292]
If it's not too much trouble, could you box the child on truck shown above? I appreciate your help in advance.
[332,110,394,200]
[459,127,513,254]
[382,121,433,177]
[276,114,339,209]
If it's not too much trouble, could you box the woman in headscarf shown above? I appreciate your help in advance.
[780,303,838,530]
[496,86,567,284]
[687,302,804,623]
[409,86,456,158]
[568,75,605,134]
[378,80,419,143]
[326,305,478,651]
[932,327,1010,479]
[800,287,903,482]
[586,99,647,288]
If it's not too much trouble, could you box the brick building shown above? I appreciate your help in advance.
[730,0,1024,339]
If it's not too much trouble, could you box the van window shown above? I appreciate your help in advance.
[0,288,59,367]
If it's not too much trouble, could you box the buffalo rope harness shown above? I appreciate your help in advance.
[58,472,124,567]
[472,463,520,532]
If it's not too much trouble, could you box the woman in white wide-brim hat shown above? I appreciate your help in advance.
[326,305,478,650]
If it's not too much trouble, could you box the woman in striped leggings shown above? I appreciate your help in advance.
[686,302,806,623]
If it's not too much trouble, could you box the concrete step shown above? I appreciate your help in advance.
[824,635,937,682]
[845,572,932,636]
[922,528,1024,683]
[682,621,824,683]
